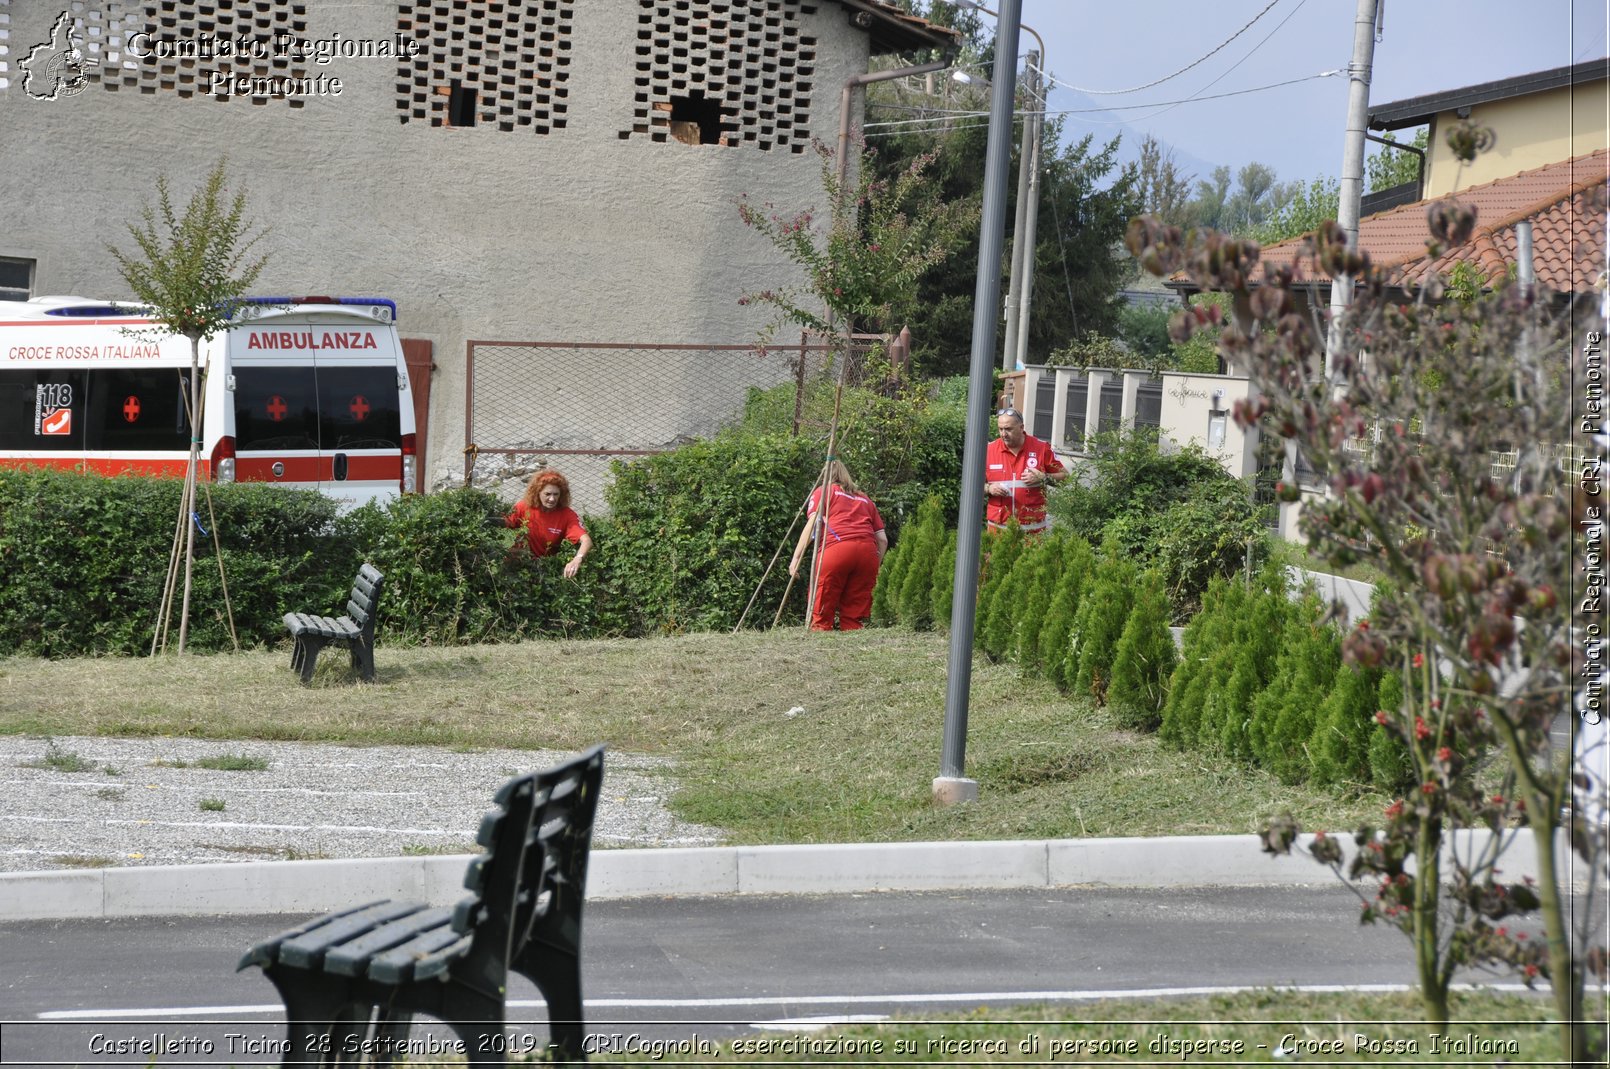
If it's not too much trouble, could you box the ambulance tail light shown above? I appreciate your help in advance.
[212,436,236,484]
[400,433,417,493]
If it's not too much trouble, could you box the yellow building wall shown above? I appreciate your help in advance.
[1423,78,1608,196]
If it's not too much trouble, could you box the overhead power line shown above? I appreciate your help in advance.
[861,69,1340,137]
[1056,0,1286,95]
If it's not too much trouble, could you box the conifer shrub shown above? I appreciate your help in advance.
[1249,591,1341,784]
[1368,668,1416,792]
[1107,569,1178,730]
[928,528,958,631]
[895,497,946,629]
[1070,547,1138,705]
[1160,575,1243,747]
[974,523,1024,652]
[1013,533,1067,676]
[1208,569,1290,759]
[1309,662,1384,786]
[1037,536,1096,690]
[981,538,1033,662]
[869,527,908,627]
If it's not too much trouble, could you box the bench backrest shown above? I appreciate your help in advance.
[347,564,384,639]
[450,745,606,991]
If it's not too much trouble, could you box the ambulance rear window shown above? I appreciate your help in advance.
[319,366,401,450]
[234,368,319,451]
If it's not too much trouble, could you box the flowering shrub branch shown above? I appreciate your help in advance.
[1132,188,1606,1060]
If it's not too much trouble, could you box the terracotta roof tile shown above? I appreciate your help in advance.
[1257,148,1608,293]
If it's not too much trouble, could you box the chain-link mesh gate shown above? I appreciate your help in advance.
[463,336,897,514]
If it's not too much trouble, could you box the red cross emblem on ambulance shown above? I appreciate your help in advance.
[266,395,287,422]
[123,396,141,422]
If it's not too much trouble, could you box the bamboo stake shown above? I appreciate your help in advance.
[734,496,808,633]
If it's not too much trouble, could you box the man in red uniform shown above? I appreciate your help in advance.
[984,408,1066,534]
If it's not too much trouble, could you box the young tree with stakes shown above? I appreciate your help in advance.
[108,159,269,654]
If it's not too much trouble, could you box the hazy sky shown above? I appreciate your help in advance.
[1000,0,1609,186]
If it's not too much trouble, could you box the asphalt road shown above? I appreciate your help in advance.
[0,885,1551,1067]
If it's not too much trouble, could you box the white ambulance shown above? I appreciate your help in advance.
[0,295,417,505]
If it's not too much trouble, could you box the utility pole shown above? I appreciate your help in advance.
[1011,55,1045,372]
[1000,50,1040,374]
[1325,0,1382,381]
[936,0,1022,806]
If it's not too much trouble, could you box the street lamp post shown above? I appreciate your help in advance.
[935,0,1023,805]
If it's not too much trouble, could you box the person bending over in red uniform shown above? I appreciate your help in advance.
[984,408,1066,534]
[506,469,592,578]
[788,459,888,631]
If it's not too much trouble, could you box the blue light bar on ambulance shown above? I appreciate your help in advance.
[238,296,399,322]
[43,304,148,317]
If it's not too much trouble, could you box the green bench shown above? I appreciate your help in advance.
[283,563,383,684]
[238,745,606,1065]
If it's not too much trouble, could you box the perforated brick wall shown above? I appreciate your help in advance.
[76,0,313,107]
[622,0,817,152]
[396,0,574,133]
[0,1,11,90]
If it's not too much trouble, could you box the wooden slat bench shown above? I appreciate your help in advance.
[284,563,383,684]
[238,745,606,1065]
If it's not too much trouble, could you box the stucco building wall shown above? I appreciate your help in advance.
[0,0,875,490]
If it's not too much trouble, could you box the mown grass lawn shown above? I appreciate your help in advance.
[0,628,1393,844]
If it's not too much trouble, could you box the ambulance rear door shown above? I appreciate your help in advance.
[226,303,407,505]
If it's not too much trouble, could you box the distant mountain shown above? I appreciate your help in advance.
[1050,87,1223,185]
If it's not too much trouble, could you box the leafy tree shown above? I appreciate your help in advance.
[1366,128,1429,192]
[1253,174,1340,245]
[1117,301,1174,363]
[1187,162,1295,235]
[1131,135,1194,228]
[1166,291,1231,374]
[737,136,971,348]
[1131,178,1606,1054]
[107,158,269,654]
[865,85,1141,374]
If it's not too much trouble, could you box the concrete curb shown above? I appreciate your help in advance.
[0,830,1576,920]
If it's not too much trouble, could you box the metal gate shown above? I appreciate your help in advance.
[463,335,895,514]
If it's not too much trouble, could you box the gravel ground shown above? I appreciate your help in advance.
[0,735,725,873]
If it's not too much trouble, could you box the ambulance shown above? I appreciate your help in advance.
[0,295,417,505]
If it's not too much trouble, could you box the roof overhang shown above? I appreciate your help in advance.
[1369,56,1609,132]
[830,0,963,55]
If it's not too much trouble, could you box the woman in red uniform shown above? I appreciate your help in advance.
[506,469,592,578]
[788,460,887,631]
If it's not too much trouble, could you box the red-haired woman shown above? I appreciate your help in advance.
[788,460,887,631]
[507,469,592,578]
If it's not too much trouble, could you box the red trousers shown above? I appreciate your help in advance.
[811,537,882,631]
